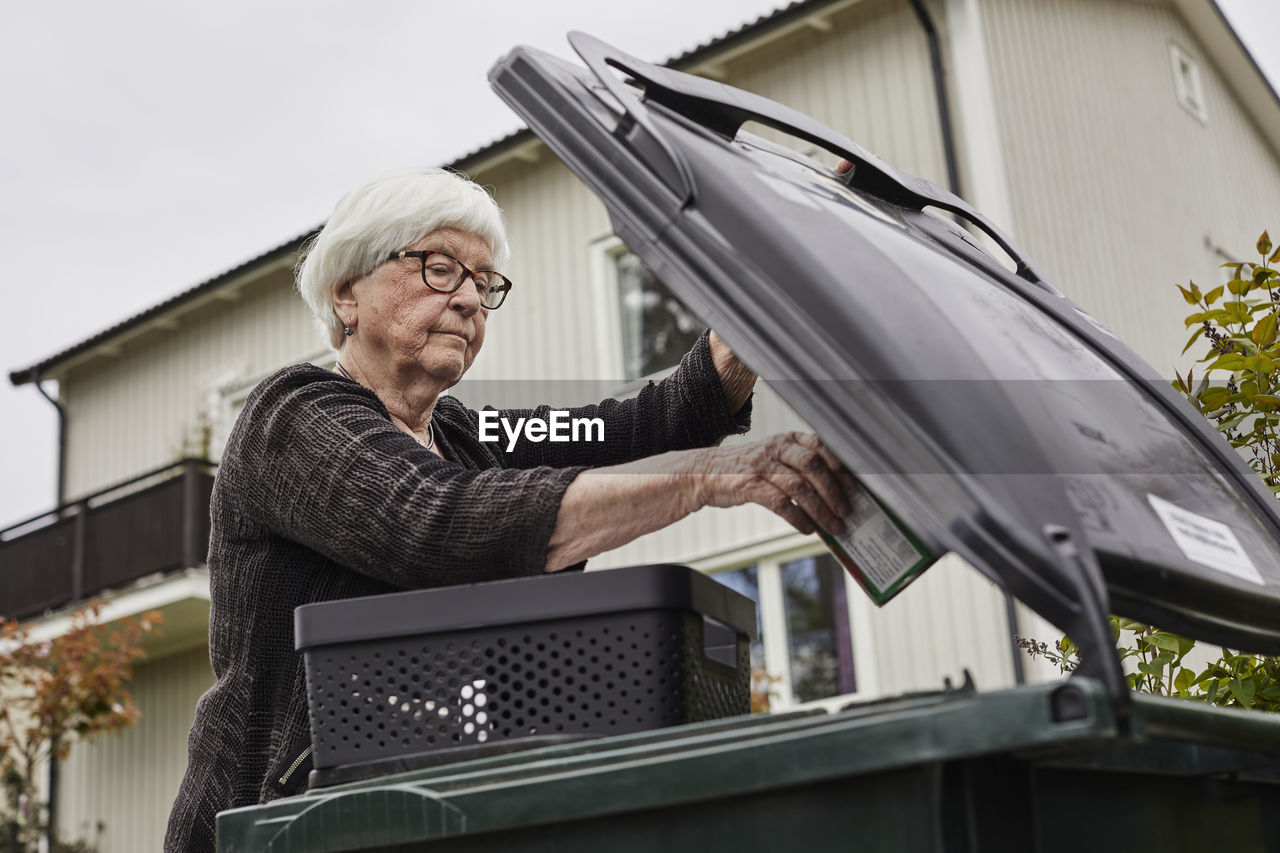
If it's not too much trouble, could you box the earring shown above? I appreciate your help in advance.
[344,326,354,337]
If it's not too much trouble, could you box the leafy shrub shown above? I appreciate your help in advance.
[1019,617,1280,711]
[1173,230,1280,489]
[0,602,161,852]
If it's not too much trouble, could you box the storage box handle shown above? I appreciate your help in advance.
[702,615,740,669]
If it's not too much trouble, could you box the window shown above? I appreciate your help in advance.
[710,548,871,710]
[1170,43,1208,124]
[608,244,703,380]
[780,554,858,701]
[209,350,335,460]
[211,382,253,462]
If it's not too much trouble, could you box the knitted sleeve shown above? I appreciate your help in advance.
[223,366,585,587]
[472,329,753,469]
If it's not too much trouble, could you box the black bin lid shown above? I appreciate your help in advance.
[487,34,1280,704]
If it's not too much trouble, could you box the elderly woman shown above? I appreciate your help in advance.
[164,168,852,852]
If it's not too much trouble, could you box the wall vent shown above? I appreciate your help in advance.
[1170,43,1208,124]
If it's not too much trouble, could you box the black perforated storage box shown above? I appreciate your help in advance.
[295,563,756,779]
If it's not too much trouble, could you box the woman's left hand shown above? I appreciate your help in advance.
[708,331,755,413]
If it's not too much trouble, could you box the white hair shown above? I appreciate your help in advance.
[295,168,511,349]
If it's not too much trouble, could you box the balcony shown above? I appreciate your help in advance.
[0,459,214,621]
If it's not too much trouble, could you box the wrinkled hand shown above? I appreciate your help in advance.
[689,432,856,535]
[707,330,756,413]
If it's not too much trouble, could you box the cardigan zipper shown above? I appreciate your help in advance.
[277,744,313,790]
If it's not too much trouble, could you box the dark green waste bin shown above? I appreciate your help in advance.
[216,676,1280,852]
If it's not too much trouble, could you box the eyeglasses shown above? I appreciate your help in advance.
[388,250,512,310]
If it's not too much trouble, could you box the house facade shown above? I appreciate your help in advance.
[4,0,1279,849]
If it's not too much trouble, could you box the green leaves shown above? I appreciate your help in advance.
[1223,300,1253,325]
[1253,314,1278,347]
[1145,632,1182,653]
[1136,659,1166,677]
[1229,678,1256,708]
[1198,386,1231,410]
[1177,230,1280,495]
[1174,667,1194,694]
[1245,356,1276,373]
[1098,621,1278,710]
[1208,353,1246,371]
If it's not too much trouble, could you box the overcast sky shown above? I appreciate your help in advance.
[1,0,1278,530]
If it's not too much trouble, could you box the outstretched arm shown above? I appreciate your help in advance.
[478,330,754,470]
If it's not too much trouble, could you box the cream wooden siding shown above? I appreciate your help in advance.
[980,0,1280,372]
[863,554,1015,692]
[61,264,321,500]
[56,644,214,853]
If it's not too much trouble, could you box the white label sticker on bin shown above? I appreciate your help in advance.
[1147,495,1264,585]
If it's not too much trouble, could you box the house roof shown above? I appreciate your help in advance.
[10,0,1277,386]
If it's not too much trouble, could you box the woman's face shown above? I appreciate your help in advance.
[346,227,492,395]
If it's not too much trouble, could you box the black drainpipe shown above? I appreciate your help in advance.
[31,369,66,847]
[905,0,1026,686]
[32,370,66,505]
[906,0,962,196]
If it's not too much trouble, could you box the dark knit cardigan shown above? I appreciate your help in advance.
[164,332,749,852]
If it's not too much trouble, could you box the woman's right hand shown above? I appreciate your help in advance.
[686,432,857,536]
[546,432,857,572]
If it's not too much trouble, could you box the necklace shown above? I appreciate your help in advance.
[335,361,435,451]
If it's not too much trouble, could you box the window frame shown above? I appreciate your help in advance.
[209,348,336,461]
[693,536,881,711]
[589,233,702,391]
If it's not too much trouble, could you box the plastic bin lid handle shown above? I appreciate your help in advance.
[568,31,1052,291]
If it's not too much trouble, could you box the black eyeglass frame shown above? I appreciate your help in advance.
[389,249,513,309]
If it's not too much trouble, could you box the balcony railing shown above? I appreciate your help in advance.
[0,459,215,621]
